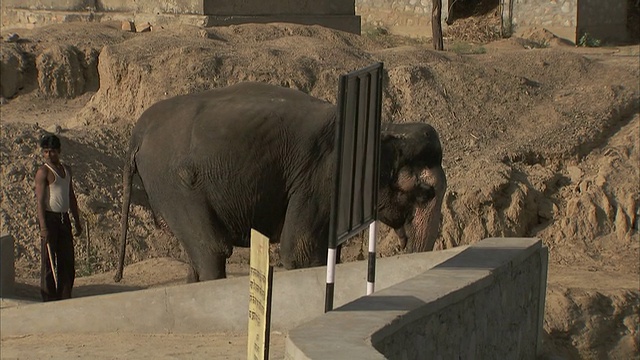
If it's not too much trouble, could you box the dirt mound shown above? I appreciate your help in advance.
[0,22,638,358]
[543,266,639,359]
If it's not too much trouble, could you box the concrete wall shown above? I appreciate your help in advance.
[577,0,628,44]
[508,0,578,33]
[504,0,576,40]
[2,238,547,358]
[502,0,628,44]
[0,234,15,297]
[356,0,581,39]
[0,246,466,335]
[285,238,548,359]
[202,0,355,16]
[357,0,629,43]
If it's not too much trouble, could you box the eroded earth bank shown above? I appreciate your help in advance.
[1,22,638,359]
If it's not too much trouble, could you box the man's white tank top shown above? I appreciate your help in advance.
[44,163,71,213]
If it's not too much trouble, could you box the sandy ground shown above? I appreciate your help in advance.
[1,332,286,360]
[1,18,638,359]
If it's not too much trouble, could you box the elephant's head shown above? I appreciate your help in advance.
[378,122,446,252]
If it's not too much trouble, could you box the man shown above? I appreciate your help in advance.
[34,134,82,301]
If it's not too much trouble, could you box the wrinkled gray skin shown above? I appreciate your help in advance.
[114,82,446,282]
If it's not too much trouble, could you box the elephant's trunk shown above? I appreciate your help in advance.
[406,165,446,252]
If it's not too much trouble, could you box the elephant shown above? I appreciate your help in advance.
[114,82,446,282]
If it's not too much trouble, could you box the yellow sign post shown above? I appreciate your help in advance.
[247,229,273,360]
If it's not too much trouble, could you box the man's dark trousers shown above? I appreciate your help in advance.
[40,211,75,301]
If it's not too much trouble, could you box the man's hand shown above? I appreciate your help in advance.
[40,228,49,241]
[73,221,83,237]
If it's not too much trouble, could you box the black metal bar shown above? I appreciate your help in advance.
[348,76,362,231]
[367,251,376,283]
[328,75,348,250]
[336,219,373,242]
[371,66,383,218]
[324,282,334,313]
[264,265,274,360]
[360,73,372,221]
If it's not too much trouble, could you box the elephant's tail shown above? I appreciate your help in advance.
[114,144,139,282]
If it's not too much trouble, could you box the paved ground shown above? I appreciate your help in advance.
[1,332,286,359]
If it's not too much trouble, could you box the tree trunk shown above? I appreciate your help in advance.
[432,0,444,50]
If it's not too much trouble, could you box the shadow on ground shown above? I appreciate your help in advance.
[6,281,145,303]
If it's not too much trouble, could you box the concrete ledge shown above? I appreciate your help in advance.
[1,0,355,16]
[0,234,15,297]
[1,0,91,11]
[0,246,465,335]
[285,238,548,359]
[203,15,361,35]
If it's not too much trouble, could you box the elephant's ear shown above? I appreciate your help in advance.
[379,132,403,187]
[384,124,444,170]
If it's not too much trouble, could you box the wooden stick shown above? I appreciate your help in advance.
[86,219,90,263]
[46,242,58,289]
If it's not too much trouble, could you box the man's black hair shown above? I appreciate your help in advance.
[40,134,61,149]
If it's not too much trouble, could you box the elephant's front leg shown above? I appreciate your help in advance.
[186,251,228,282]
[279,195,330,269]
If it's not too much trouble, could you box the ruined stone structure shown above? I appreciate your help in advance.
[1,0,631,44]
[501,0,629,44]
[0,0,361,34]
[356,0,629,44]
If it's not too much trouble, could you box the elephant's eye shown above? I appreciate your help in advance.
[413,184,435,204]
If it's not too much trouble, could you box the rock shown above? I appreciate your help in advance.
[46,124,63,134]
[5,33,19,43]
[121,21,136,33]
[136,22,152,33]
[566,165,583,183]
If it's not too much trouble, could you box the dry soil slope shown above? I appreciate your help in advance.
[1,22,638,358]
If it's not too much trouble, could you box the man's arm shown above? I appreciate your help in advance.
[68,167,82,236]
[35,166,49,240]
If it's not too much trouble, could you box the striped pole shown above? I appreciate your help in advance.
[324,247,338,312]
[366,221,377,295]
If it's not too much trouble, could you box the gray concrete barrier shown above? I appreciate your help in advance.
[1,238,548,359]
[285,238,548,359]
[0,234,16,297]
[0,246,465,335]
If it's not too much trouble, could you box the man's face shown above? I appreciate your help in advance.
[42,148,61,164]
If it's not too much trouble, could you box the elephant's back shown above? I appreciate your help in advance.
[191,83,334,145]
[131,82,336,183]
[133,82,333,144]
